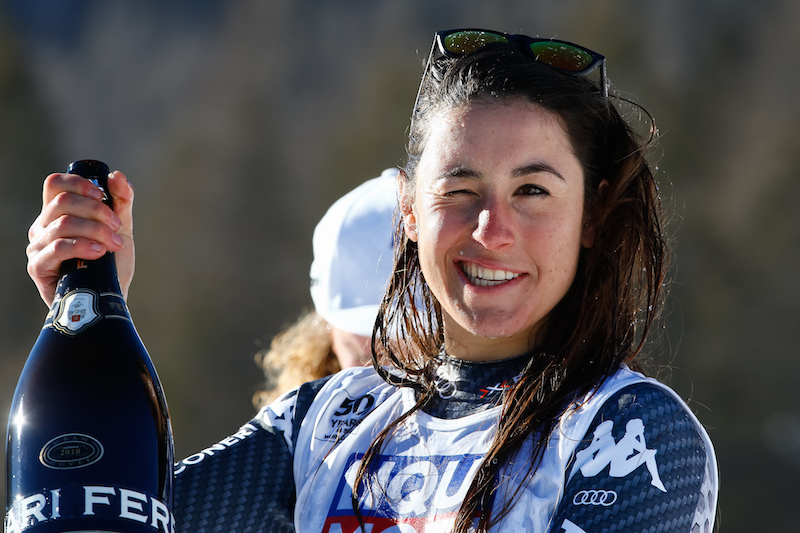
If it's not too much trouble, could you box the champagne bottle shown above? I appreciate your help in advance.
[5,160,174,533]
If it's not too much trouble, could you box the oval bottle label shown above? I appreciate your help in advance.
[53,290,102,335]
[40,433,104,469]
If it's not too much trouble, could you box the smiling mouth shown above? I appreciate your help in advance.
[461,262,521,287]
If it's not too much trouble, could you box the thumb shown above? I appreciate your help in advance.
[107,170,134,236]
[107,170,135,299]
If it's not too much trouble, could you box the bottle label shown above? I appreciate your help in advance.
[47,290,129,335]
[5,484,174,533]
[39,433,104,470]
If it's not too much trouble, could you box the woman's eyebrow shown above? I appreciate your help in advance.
[512,162,565,181]
[436,166,480,180]
[435,162,565,181]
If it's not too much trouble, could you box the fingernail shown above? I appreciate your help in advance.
[91,243,104,253]
[112,233,124,247]
[89,187,103,200]
[111,213,122,230]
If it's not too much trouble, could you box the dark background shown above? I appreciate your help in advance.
[1,1,798,530]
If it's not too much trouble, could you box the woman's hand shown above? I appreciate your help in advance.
[26,170,135,306]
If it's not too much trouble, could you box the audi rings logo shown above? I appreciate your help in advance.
[572,490,618,506]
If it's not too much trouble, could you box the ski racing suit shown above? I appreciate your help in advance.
[172,354,717,532]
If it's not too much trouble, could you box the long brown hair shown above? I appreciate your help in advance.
[357,45,668,531]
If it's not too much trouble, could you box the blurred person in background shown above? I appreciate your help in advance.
[253,168,398,407]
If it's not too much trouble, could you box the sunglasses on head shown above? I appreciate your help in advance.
[412,29,608,120]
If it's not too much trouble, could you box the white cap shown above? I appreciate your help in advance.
[310,168,399,336]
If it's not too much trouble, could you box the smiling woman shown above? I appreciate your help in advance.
[26,28,717,533]
[401,99,591,360]
[362,29,717,533]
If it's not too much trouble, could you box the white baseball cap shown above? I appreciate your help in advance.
[310,168,399,336]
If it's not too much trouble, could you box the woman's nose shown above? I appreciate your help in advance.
[472,199,514,250]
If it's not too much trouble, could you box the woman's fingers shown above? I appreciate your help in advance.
[27,170,136,306]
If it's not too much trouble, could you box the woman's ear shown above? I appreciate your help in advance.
[581,179,609,248]
[398,170,419,242]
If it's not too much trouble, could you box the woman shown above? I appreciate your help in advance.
[27,29,717,533]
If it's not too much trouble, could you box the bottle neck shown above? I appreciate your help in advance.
[54,253,124,303]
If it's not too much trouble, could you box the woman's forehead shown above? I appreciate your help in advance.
[417,99,576,174]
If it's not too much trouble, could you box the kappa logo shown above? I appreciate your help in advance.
[571,418,666,492]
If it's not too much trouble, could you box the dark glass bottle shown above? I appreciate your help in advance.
[5,160,174,533]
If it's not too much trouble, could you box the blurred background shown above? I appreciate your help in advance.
[1,0,798,530]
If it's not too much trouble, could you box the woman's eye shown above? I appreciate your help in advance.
[518,184,547,196]
[443,189,474,197]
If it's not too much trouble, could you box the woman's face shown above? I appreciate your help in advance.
[401,98,596,361]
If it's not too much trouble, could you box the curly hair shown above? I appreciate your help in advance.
[355,45,669,531]
[252,310,339,408]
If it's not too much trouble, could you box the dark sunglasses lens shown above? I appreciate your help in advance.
[443,31,509,55]
[528,42,595,72]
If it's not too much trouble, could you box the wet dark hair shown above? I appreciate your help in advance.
[357,44,668,531]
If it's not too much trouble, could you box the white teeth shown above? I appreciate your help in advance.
[462,263,520,287]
